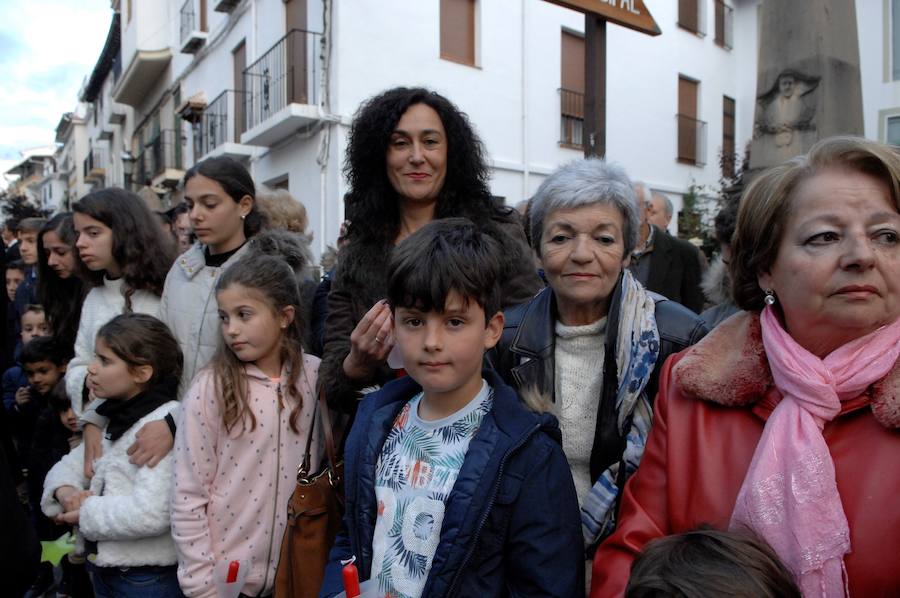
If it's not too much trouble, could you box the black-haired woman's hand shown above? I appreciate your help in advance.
[127,420,175,468]
[343,300,394,381]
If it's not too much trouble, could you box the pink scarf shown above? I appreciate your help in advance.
[730,307,900,597]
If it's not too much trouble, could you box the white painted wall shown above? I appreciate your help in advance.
[87,0,894,255]
[328,0,753,240]
[858,0,900,141]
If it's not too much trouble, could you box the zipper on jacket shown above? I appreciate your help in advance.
[444,422,541,596]
[191,280,218,380]
[260,382,284,594]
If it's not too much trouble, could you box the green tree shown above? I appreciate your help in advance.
[0,191,47,223]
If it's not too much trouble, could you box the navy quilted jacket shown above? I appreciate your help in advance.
[320,369,584,597]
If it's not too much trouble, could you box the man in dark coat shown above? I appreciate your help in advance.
[628,184,704,313]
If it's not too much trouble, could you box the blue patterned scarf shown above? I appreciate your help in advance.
[580,269,659,547]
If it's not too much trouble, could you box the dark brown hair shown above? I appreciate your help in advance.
[183,156,266,238]
[95,313,183,387]
[625,528,800,598]
[343,87,494,245]
[73,188,176,309]
[19,218,48,234]
[211,254,307,434]
[37,213,88,349]
[731,136,900,311]
[387,218,503,324]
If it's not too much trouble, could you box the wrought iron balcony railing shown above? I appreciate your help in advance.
[242,29,321,132]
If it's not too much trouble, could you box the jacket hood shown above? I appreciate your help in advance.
[673,311,900,428]
[245,229,314,280]
[700,255,732,305]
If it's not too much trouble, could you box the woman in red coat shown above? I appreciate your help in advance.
[592,136,900,598]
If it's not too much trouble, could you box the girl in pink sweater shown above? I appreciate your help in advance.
[171,255,320,597]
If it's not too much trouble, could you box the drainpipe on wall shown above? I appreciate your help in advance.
[317,0,335,261]
[248,0,259,183]
[521,0,530,203]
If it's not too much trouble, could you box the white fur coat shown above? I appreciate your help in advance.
[42,401,179,568]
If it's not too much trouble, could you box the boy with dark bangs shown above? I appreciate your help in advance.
[321,218,582,597]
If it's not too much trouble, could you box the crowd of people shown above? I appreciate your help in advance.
[0,85,897,598]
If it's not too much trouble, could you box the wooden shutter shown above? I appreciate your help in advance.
[678,76,699,164]
[441,0,476,66]
[285,0,308,104]
[233,41,246,137]
[722,96,736,176]
[679,0,699,34]
[561,31,585,94]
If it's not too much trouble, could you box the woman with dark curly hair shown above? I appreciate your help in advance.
[64,189,175,480]
[320,86,541,412]
[36,213,89,352]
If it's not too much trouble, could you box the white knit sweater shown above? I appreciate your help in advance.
[553,317,606,509]
[65,277,162,417]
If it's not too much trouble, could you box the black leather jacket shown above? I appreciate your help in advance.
[489,278,708,484]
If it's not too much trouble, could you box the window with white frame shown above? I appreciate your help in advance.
[887,115,900,146]
[893,0,900,80]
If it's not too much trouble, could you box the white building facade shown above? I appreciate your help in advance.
[54,107,91,209]
[55,0,897,258]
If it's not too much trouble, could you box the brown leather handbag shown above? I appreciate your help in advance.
[274,389,344,598]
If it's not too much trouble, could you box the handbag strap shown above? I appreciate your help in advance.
[318,388,338,468]
[299,387,339,479]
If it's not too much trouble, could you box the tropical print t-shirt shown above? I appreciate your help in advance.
[371,381,493,598]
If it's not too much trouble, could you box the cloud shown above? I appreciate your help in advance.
[0,0,112,157]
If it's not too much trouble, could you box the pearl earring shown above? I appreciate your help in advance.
[764,289,776,306]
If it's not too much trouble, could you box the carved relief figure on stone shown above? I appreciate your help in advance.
[755,70,820,159]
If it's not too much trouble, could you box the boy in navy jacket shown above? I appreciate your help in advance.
[321,219,583,597]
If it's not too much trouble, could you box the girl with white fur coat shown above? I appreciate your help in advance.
[43,314,184,597]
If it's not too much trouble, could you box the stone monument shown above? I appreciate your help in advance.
[748,0,863,172]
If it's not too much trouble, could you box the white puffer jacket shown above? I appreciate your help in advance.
[160,243,249,394]
[42,401,180,568]
[65,277,162,417]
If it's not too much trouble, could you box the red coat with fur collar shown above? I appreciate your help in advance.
[591,312,900,597]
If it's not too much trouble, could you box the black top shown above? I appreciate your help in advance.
[204,242,245,268]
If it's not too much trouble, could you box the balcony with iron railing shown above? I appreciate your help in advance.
[241,28,322,146]
[714,1,734,49]
[180,0,208,54]
[83,147,108,183]
[196,90,257,160]
[676,114,708,167]
[135,129,184,188]
[559,88,585,148]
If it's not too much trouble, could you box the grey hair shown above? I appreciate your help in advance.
[653,192,674,219]
[530,158,640,256]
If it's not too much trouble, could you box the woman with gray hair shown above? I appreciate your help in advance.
[491,159,706,556]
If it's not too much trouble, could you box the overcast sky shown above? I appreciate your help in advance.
[0,0,112,177]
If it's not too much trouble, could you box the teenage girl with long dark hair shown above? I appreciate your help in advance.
[69,189,175,477]
[36,213,88,352]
